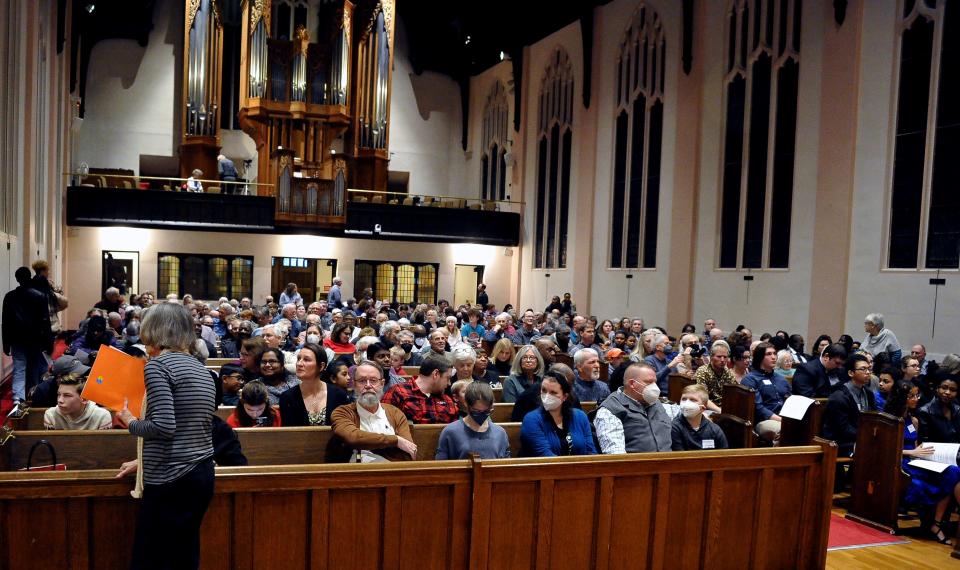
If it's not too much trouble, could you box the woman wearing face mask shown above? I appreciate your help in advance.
[226,381,282,427]
[436,382,510,459]
[300,325,323,349]
[279,344,349,427]
[671,385,728,451]
[520,373,596,457]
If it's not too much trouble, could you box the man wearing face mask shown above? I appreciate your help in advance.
[396,330,423,366]
[671,384,728,451]
[572,349,611,403]
[644,334,684,393]
[594,363,672,453]
[435,381,510,459]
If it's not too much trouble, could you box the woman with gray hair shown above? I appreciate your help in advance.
[503,345,544,403]
[116,301,216,569]
[862,313,902,364]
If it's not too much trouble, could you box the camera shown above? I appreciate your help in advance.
[689,344,706,358]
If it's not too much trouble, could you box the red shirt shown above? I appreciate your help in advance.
[226,409,282,428]
[381,379,458,424]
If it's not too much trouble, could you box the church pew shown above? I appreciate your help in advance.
[710,413,756,449]
[206,357,235,367]
[13,406,236,430]
[779,398,827,447]
[721,383,756,426]
[0,442,838,570]
[0,423,527,470]
[554,352,574,367]
[667,373,695,403]
[844,411,907,534]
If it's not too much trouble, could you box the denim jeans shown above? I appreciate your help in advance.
[10,345,48,402]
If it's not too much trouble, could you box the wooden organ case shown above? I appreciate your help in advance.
[231,0,395,229]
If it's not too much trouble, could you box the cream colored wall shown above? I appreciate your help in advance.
[63,227,515,328]
[75,0,178,174]
[587,0,682,324]
[517,21,583,312]
[689,0,822,337]
[844,0,959,357]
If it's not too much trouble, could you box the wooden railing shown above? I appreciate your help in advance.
[0,442,837,569]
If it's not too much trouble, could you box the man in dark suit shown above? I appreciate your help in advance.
[792,343,847,398]
[2,267,53,417]
[822,353,876,457]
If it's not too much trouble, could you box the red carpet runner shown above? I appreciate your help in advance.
[828,514,909,551]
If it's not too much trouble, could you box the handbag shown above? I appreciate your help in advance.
[20,439,67,471]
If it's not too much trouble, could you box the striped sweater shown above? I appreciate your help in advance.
[129,352,215,485]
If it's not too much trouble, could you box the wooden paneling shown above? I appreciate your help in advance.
[845,412,905,533]
[0,445,836,570]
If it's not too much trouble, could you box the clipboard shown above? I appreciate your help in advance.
[81,344,146,416]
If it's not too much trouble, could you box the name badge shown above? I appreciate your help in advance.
[906,424,916,433]
[762,379,772,386]
[702,439,715,449]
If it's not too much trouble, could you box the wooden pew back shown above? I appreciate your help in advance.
[845,411,905,533]
[0,423,527,470]
[722,383,756,425]
[0,443,837,570]
[711,413,755,449]
[779,398,826,447]
[667,373,695,403]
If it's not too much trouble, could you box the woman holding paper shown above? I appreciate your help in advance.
[117,302,216,569]
[885,380,960,545]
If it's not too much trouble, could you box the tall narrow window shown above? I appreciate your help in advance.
[888,0,960,269]
[534,49,574,269]
[481,81,509,201]
[718,0,801,269]
[610,4,665,269]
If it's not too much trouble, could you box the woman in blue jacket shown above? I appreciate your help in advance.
[520,372,597,457]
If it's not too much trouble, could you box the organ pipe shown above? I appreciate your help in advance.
[186,0,220,136]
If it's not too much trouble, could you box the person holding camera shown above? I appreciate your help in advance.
[676,333,708,377]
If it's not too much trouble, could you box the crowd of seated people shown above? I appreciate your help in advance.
[6,275,960,546]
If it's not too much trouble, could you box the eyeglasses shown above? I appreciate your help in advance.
[907,393,920,400]
[853,367,871,373]
[356,378,383,386]
[261,359,280,366]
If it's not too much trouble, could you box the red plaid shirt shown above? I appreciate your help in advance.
[381,379,458,424]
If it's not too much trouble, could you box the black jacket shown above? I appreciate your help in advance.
[2,283,52,353]
[822,384,876,454]
[791,359,844,398]
[212,416,248,466]
[278,383,351,426]
[917,398,960,444]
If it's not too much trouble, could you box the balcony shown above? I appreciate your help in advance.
[66,185,521,247]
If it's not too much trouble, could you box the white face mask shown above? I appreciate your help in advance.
[679,399,702,418]
[306,334,321,345]
[641,383,661,404]
[541,393,562,411]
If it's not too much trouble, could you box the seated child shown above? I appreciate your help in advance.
[226,380,282,427]
[671,384,728,451]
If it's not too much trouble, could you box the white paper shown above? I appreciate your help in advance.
[908,459,950,473]
[779,395,816,421]
[927,442,960,467]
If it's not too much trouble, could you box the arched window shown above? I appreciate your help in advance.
[610,4,665,269]
[888,0,960,269]
[718,0,801,269]
[534,48,574,269]
[481,81,509,201]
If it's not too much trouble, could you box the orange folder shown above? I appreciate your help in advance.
[81,344,146,417]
